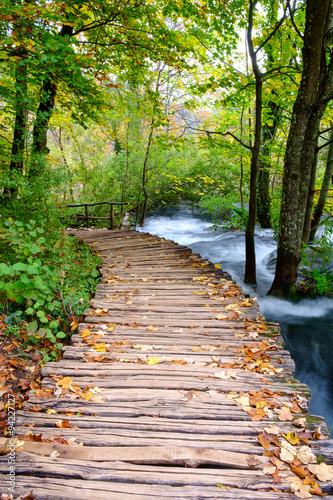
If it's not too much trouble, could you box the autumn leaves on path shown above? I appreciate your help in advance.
[0,229,332,499]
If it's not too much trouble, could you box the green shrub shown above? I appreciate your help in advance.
[0,218,101,362]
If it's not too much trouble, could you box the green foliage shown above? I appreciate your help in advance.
[299,224,333,295]
[0,219,101,361]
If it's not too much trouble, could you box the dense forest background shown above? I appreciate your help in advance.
[1,0,333,366]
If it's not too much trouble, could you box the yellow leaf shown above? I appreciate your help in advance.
[214,264,221,269]
[92,343,106,352]
[92,242,98,245]
[80,391,94,400]
[193,291,206,295]
[57,377,73,389]
[70,316,79,330]
[225,303,240,310]
[80,329,91,338]
[147,357,161,364]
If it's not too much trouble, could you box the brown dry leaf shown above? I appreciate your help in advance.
[264,425,282,436]
[247,456,260,467]
[263,465,276,475]
[216,314,227,320]
[95,308,109,316]
[258,432,272,450]
[296,446,317,465]
[55,420,72,428]
[293,417,306,428]
[308,463,333,482]
[312,426,325,440]
[290,462,309,479]
[287,477,312,499]
[235,394,250,407]
[271,457,290,471]
[251,409,266,421]
[277,406,293,421]
[147,325,159,332]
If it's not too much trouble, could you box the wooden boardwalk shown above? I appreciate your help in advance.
[1,229,333,499]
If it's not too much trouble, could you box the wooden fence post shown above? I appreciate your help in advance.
[110,204,115,230]
[84,205,89,228]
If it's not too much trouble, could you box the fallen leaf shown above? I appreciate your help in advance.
[55,420,72,428]
[147,357,161,364]
[70,317,79,330]
[263,465,276,475]
[293,417,306,428]
[277,406,293,421]
[287,476,312,498]
[147,325,159,332]
[308,463,333,482]
[296,446,317,465]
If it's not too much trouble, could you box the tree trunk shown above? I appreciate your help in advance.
[257,101,281,228]
[268,0,333,297]
[139,127,154,227]
[6,56,28,198]
[244,0,263,284]
[28,78,57,178]
[309,129,333,241]
[28,24,73,179]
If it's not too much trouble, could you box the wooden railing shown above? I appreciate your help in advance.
[65,201,128,230]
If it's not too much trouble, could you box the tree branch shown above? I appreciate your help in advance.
[287,0,304,40]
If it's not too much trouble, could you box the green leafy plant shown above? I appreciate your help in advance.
[0,219,101,362]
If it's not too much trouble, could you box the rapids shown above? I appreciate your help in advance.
[139,204,333,431]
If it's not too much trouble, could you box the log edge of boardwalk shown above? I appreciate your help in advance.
[0,228,332,500]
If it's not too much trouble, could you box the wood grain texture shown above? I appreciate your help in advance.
[2,229,332,499]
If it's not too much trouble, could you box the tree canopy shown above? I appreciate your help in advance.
[1,0,333,301]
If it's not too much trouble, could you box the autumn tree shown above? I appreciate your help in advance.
[269,0,333,297]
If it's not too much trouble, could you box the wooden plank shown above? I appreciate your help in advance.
[0,476,295,499]
[0,439,268,469]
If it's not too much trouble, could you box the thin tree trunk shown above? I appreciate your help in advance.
[6,56,28,198]
[28,78,57,178]
[257,101,281,228]
[244,0,263,284]
[239,106,244,207]
[139,127,154,227]
[309,129,333,240]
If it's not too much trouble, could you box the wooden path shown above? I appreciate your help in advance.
[1,229,333,499]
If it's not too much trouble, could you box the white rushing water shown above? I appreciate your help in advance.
[139,204,333,430]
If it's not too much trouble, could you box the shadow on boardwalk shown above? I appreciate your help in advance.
[0,229,332,499]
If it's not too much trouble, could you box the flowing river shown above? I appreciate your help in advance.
[139,203,333,431]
